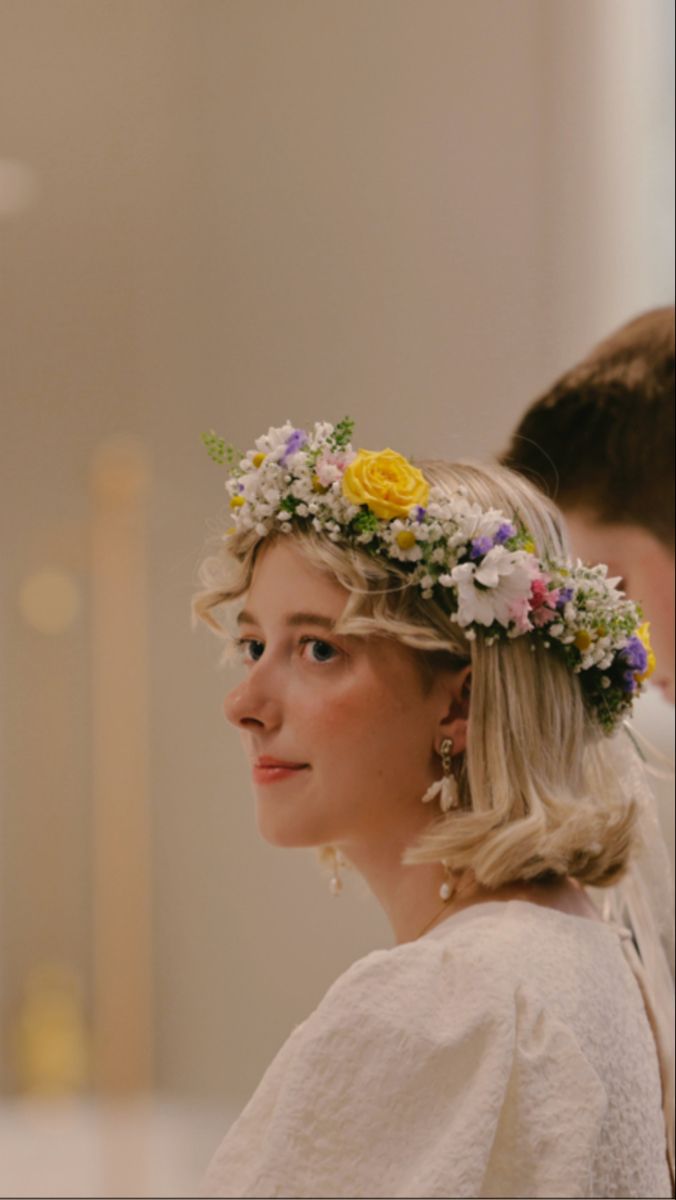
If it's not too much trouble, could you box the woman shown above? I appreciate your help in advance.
[195,419,674,1199]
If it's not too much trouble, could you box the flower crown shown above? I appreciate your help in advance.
[202,418,654,733]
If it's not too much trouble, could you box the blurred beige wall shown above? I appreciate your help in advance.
[0,0,673,1113]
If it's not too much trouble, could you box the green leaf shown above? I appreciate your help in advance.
[350,509,380,535]
[201,430,227,465]
[201,431,242,470]
[329,417,355,451]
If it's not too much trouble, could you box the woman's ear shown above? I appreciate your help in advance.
[437,715,468,757]
[436,665,471,756]
[447,664,471,715]
[456,664,472,712]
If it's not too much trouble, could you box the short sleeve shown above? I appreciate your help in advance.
[200,936,610,1199]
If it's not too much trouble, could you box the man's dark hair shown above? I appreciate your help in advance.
[501,307,675,548]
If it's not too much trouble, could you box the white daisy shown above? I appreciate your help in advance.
[450,547,537,628]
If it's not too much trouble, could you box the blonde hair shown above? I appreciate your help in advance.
[194,459,637,890]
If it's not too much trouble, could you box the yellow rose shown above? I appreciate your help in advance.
[635,621,656,682]
[342,448,429,520]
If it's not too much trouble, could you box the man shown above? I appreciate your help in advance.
[503,307,675,906]
[502,307,675,703]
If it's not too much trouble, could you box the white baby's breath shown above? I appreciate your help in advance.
[212,419,649,732]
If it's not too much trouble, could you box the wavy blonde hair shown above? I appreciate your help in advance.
[194,459,638,890]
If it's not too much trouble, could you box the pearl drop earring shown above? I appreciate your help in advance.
[329,847,345,896]
[421,737,459,813]
[439,860,454,902]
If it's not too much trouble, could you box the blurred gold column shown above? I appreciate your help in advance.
[90,438,153,1093]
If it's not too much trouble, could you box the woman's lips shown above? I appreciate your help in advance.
[252,758,309,785]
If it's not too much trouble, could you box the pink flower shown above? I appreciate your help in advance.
[531,605,557,627]
[530,577,549,606]
[529,577,559,626]
[314,451,352,488]
[508,596,533,634]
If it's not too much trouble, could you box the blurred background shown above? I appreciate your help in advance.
[0,1,674,1195]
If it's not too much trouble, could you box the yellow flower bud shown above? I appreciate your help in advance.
[252,452,266,468]
[574,629,592,651]
[396,530,417,550]
[342,448,429,520]
[523,539,536,554]
[230,495,245,509]
[311,473,328,493]
[635,622,656,682]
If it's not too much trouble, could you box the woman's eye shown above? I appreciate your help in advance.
[236,638,265,663]
[235,636,339,665]
[299,637,338,664]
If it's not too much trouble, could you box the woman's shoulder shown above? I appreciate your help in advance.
[305,900,631,1044]
[201,902,670,1199]
[342,896,623,977]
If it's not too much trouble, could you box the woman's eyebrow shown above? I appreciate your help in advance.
[286,612,336,630]
[236,609,335,630]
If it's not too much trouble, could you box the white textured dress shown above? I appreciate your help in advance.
[202,900,673,1199]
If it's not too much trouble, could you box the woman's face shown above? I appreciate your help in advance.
[223,539,452,852]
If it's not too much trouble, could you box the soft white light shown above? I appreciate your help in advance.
[0,159,39,217]
[19,567,81,635]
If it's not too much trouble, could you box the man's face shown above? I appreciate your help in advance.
[564,510,675,704]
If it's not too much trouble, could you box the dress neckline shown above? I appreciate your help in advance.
[421,897,632,942]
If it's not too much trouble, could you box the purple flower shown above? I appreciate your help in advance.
[621,636,648,674]
[470,524,515,560]
[281,429,308,464]
[414,506,427,523]
[494,522,515,545]
[470,536,494,560]
[556,586,574,609]
[617,635,648,692]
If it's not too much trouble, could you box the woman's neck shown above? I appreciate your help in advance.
[340,839,601,944]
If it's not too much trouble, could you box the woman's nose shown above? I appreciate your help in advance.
[223,674,281,731]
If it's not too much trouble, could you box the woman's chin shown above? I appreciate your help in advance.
[254,805,327,849]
